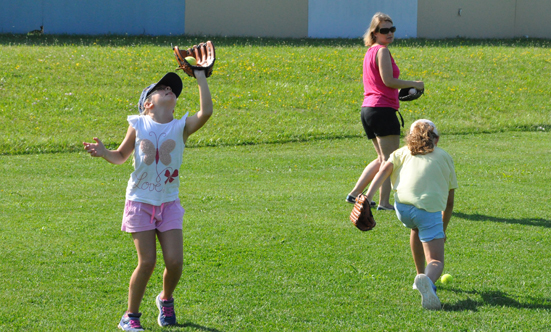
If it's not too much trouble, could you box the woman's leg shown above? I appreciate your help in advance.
[128,230,157,313]
[375,135,400,208]
[349,156,382,198]
[157,229,184,300]
[410,229,426,275]
[421,238,445,284]
[349,135,392,197]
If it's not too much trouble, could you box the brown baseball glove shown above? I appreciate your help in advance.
[349,193,376,231]
[173,41,216,78]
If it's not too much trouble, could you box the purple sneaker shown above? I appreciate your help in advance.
[156,294,177,326]
[118,312,144,331]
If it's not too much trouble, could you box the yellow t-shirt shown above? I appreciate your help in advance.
[388,146,458,212]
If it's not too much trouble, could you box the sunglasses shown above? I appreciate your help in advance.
[376,26,396,34]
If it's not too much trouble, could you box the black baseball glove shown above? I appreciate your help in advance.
[399,88,424,101]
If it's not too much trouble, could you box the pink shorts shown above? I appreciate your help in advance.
[121,199,185,233]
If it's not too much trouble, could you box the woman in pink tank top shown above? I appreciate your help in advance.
[347,12,424,210]
[347,13,429,304]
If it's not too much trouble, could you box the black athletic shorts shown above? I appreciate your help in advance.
[360,106,403,140]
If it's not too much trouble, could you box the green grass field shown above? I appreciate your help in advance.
[1,34,551,331]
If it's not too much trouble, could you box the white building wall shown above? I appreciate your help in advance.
[308,0,418,39]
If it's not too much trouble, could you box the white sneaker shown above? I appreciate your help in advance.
[412,274,421,289]
[414,274,441,310]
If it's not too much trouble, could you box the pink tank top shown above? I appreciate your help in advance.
[362,44,400,109]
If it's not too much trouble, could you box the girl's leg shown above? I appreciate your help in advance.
[421,238,445,284]
[375,135,400,208]
[410,229,425,274]
[128,230,157,313]
[157,229,184,300]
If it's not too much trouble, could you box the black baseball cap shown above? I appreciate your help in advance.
[138,72,183,114]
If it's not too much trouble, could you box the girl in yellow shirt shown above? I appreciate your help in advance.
[364,119,457,310]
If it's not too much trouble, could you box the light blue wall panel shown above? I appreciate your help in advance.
[308,0,417,39]
[0,0,185,35]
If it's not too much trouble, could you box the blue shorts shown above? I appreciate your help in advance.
[394,202,445,242]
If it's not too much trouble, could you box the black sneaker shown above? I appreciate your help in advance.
[345,195,357,204]
[346,194,376,206]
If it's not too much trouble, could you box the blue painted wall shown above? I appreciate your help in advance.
[1,0,186,35]
[308,0,417,38]
[2,0,419,38]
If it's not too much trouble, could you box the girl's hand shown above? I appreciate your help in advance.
[83,137,107,158]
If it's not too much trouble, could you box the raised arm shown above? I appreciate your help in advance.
[183,70,213,142]
[83,125,136,165]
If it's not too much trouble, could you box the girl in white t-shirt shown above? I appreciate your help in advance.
[364,119,457,311]
[83,43,214,331]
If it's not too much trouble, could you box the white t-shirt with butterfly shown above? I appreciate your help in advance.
[125,113,188,206]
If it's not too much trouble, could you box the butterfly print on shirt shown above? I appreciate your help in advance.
[135,132,179,191]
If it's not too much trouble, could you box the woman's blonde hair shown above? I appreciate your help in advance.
[363,12,393,47]
[406,120,440,156]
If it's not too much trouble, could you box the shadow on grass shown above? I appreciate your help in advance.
[175,322,225,332]
[442,288,551,312]
[454,212,551,228]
